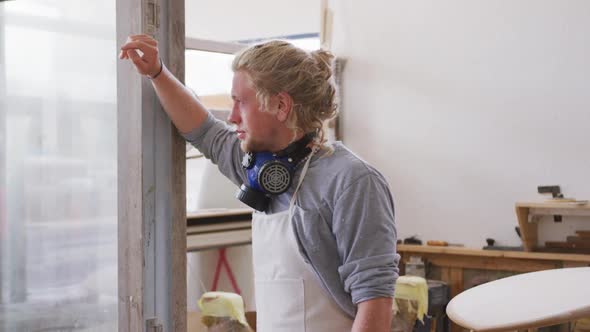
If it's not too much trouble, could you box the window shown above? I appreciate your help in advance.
[1,1,118,330]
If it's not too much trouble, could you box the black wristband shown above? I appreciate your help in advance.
[149,58,163,80]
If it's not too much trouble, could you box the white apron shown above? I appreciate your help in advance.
[252,152,354,332]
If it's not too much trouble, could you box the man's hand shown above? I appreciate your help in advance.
[352,297,393,332]
[119,34,162,78]
[118,34,208,134]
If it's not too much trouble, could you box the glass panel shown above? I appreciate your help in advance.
[237,35,321,51]
[185,50,238,212]
[0,0,118,330]
[186,49,234,111]
[185,0,320,43]
[284,35,320,51]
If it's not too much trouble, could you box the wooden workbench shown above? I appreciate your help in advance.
[398,244,590,298]
[398,245,590,332]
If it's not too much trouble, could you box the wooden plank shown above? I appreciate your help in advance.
[399,245,506,257]
[185,37,244,54]
[447,268,463,332]
[187,208,253,226]
[187,229,252,252]
[558,323,570,332]
[516,201,590,210]
[398,244,590,263]
[188,311,204,332]
[187,208,253,219]
[516,206,538,251]
[401,253,560,273]
[546,241,574,248]
[117,0,185,330]
[537,247,590,255]
[563,261,589,268]
[449,268,463,300]
[501,250,590,262]
[166,0,186,331]
[401,251,557,271]
[398,247,590,287]
[547,241,590,249]
[440,267,451,285]
[566,236,590,244]
[117,0,144,330]
[187,221,251,235]
[530,207,590,217]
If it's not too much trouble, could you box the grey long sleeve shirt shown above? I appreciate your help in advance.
[182,113,400,318]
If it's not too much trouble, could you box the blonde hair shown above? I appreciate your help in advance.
[232,40,337,146]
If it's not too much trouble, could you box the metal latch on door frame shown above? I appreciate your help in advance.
[144,0,160,35]
[146,317,163,332]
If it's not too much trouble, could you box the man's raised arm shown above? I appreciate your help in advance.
[120,34,208,134]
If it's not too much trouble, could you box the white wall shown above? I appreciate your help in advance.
[329,1,590,248]
[186,0,319,41]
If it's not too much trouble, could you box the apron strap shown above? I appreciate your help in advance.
[288,148,317,211]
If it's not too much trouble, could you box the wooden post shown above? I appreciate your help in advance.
[159,0,186,331]
[516,206,537,251]
[117,0,186,330]
[449,268,463,299]
[440,267,464,332]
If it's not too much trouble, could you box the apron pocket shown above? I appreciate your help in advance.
[255,278,305,332]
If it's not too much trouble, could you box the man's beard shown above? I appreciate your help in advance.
[240,137,267,153]
[239,127,280,153]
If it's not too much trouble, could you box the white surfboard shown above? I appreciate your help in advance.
[446,267,590,331]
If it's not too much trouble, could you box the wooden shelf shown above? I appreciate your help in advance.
[398,244,590,300]
[398,244,590,263]
[186,208,253,252]
[187,221,251,235]
[515,201,590,252]
[187,229,252,252]
[187,208,253,220]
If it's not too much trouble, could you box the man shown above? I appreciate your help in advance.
[120,34,399,332]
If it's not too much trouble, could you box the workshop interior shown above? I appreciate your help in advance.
[1,0,590,331]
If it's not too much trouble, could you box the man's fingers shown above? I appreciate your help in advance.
[130,36,157,46]
[119,35,160,76]
[120,40,156,55]
[129,34,153,39]
[128,34,158,46]
[127,49,142,62]
[127,49,148,73]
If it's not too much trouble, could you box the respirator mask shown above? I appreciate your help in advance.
[236,132,315,212]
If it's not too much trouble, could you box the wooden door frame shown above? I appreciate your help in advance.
[116,0,186,330]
